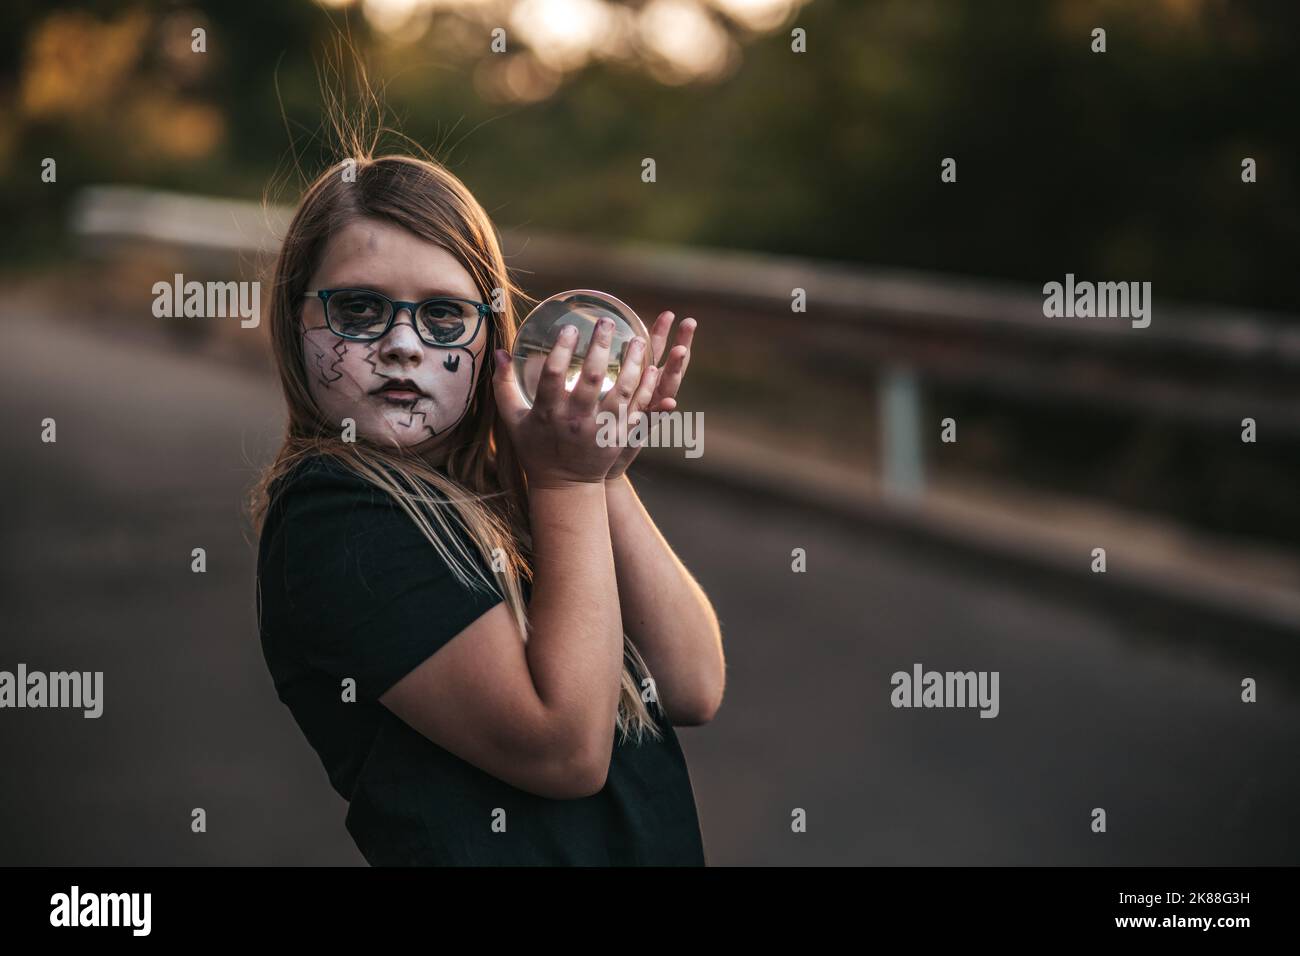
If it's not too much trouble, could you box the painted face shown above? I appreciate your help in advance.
[300,217,488,451]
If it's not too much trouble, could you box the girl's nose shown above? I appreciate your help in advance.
[379,308,424,365]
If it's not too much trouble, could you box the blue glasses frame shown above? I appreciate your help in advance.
[304,287,490,348]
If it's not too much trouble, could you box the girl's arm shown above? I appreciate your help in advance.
[382,481,622,799]
[523,480,623,764]
[605,473,725,725]
[380,320,645,799]
[600,311,723,725]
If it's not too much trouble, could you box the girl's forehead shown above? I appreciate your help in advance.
[314,219,479,299]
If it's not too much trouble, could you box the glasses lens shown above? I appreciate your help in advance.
[416,298,478,346]
[328,290,391,337]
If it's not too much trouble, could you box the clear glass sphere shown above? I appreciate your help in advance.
[511,290,648,408]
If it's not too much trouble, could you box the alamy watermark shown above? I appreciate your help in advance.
[1043,273,1151,329]
[890,663,999,718]
[0,664,103,718]
[595,404,703,459]
[152,273,260,328]
[50,886,150,936]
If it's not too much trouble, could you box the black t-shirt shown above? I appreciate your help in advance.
[256,454,707,866]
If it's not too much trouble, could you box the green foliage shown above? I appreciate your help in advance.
[2,0,1296,311]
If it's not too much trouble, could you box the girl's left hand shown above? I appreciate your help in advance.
[606,311,696,480]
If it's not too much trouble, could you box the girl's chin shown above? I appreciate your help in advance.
[350,407,464,452]
[376,416,448,450]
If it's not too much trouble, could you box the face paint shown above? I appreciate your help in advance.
[301,218,489,451]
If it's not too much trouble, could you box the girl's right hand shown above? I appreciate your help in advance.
[492,316,654,490]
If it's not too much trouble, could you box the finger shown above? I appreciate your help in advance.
[630,362,660,418]
[535,323,578,412]
[648,310,675,365]
[602,335,646,415]
[490,348,528,424]
[567,315,613,415]
[623,364,660,451]
[672,316,697,353]
[657,316,695,397]
[654,342,691,404]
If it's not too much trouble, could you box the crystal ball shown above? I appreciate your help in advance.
[511,290,648,408]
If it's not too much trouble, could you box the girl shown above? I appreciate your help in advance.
[251,150,725,866]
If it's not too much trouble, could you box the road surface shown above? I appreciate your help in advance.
[2,313,1298,865]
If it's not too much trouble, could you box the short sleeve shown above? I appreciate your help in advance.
[267,458,506,702]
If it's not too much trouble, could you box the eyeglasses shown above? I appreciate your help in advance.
[304,288,490,348]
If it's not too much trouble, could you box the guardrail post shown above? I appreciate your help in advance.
[880,364,924,501]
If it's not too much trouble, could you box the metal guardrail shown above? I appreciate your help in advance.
[71,185,1300,503]
[72,185,291,256]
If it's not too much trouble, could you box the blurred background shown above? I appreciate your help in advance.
[1,0,1299,865]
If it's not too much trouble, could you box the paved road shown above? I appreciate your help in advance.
[2,315,1298,865]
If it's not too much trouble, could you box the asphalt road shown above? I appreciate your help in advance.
[2,315,1298,865]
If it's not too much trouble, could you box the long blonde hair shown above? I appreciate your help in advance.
[249,145,662,744]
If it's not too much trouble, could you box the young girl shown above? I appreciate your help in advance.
[251,151,725,866]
